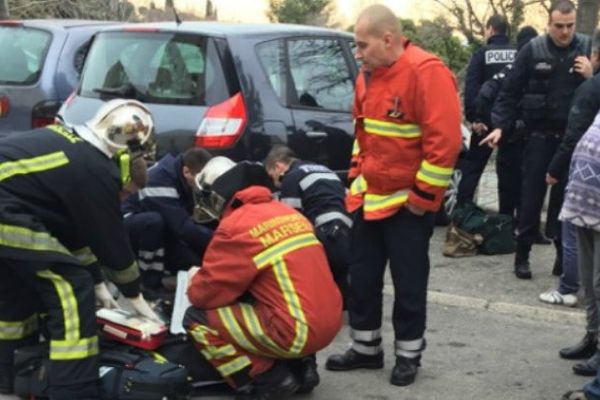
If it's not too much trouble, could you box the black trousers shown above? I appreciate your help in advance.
[316,220,350,307]
[517,134,566,249]
[457,133,493,205]
[496,138,524,218]
[0,259,99,399]
[348,208,434,341]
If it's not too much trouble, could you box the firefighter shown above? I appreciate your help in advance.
[0,99,161,399]
[326,4,462,386]
[264,144,351,307]
[184,156,343,400]
[122,148,214,293]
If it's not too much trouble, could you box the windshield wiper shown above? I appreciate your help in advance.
[93,82,147,101]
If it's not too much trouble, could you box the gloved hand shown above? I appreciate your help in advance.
[125,294,164,325]
[95,282,119,309]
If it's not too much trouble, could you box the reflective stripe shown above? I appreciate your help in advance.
[395,349,422,358]
[351,328,381,341]
[104,261,140,284]
[139,248,165,259]
[217,307,266,356]
[0,151,70,183]
[253,233,320,269]
[280,197,303,209]
[364,119,421,138]
[298,172,340,191]
[189,325,236,360]
[239,303,288,358]
[138,187,180,200]
[71,247,97,266]
[352,342,383,355]
[138,260,164,272]
[349,174,367,195]
[50,336,98,360]
[416,160,453,187]
[364,190,409,213]
[352,139,360,156]
[47,125,82,144]
[37,270,79,341]
[217,355,251,377]
[395,338,424,351]
[0,223,70,255]
[314,211,353,228]
[0,314,38,340]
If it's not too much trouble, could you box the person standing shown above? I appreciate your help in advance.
[481,0,593,279]
[325,4,462,386]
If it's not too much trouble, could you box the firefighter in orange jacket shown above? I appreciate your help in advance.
[326,5,462,387]
[184,157,343,400]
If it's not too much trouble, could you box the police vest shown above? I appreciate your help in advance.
[521,33,591,131]
[483,44,516,81]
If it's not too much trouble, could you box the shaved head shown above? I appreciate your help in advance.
[356,4,402,37]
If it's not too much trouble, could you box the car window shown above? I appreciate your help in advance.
[0,27,51,85]
[256,39,286,103]
[79,31,232,106]
[286,38,353,112]
[73,40,92,76]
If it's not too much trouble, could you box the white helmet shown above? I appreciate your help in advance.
[193,156,236,222]
[85,99,154,156]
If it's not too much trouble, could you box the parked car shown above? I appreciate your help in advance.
[58,22,358,176]
[0,19,123,135]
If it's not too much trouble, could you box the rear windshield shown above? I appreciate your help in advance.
[0,27,51,85]
[79,31,233,106]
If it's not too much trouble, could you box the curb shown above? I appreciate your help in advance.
[383,285,585,325]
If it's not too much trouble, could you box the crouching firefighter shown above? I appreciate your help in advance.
[184,157,343,400]
[0,99,162,399]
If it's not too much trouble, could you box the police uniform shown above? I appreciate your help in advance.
[278,160,351,304]
[492,33,591,274]
[122,153,213,285]
[0,125,140,399]
[458,34,516,205]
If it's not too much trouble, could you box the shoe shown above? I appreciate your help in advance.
[288,355,320,394]
[325,348,384,371]
[514,245,532,279]
[390,355,420,386]
[560,332,598,360]
[562,390,588,400]
[573,351,600,376]
[514,262,532,279]
[539,290,577,307]
[235,361,300,400]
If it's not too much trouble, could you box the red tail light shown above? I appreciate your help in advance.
[194,92,246,149]
[0,96,8,118]
[32,100,62,128]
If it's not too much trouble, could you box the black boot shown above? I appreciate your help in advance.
[325,348,384,371]
[573,350,600,376]
[390,355,420,386]
[235,362,300,400]
[288,354,320,394]
[514,244,532,279]
[560,332,597,360]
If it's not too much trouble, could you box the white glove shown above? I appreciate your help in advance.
[126,294,164,324]
[95,282,119,309]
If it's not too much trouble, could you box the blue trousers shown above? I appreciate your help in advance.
[559,221,579,294]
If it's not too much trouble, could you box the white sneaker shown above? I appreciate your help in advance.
[539,290,578,307]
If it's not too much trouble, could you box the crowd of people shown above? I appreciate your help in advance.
[2,1,600,399]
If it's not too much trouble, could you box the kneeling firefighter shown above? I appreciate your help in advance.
[184,157,343,400]
[0,99,161,399]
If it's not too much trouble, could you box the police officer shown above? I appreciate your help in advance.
[457,14,516,206]
[122,148,213,293]
[264,144,351,307]
[0,99,160,399]
[482,0,593,279]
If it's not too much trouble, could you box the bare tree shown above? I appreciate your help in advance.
[0,0,9,18]
[577,0,600,35]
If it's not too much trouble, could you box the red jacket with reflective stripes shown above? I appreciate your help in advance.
[347,40,462,219]
[188,186,342,352]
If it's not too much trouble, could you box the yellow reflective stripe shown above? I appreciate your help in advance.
[352,139,360,156]
[416,160,454,187]
[0,224,70,255]
[217,307,267,356]
[49,336,98,360]
[217,355,251,377]
[349,174,367,195]
[103,261,140,284]
[46,125,82,144]
[363,119,421,138]
[37,270,79,341]
[71,247,97,266]
[253,233,320,269]
[0,151,69,182]
[272,257,308,355]
[364,190,409,213]
[0,314,38,340]
[239,303,289,358]
[189,325,236,360]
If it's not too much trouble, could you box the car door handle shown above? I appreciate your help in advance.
[306,130,327,138]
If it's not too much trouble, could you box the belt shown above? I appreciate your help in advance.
[314,211,353,228]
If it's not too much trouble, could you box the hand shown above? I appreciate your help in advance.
[126,294,163,324]
[187,266,201,290]
[95,282,119,309]
[574,56,593,79]
[407,203,426,216]
[546,173,558,185]
[480,128,502,148]
[471,122,488,135]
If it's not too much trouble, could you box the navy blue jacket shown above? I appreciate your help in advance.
[122,153,212,251]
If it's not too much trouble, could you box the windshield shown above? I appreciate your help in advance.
[79,31,232,106]
[0,27,51,85]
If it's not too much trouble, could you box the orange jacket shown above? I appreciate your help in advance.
[347,40,462,219]
[188,186,343,354]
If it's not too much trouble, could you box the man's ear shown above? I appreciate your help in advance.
[182,165,193,180]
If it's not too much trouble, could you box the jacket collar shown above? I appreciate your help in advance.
[222,186,273,219]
